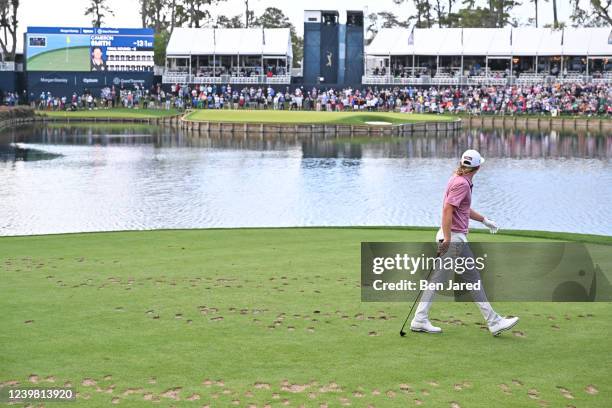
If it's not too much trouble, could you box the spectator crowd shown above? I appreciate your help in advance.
[26,81,612,117]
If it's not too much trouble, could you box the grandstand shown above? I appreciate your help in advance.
[364,27,612,86]
[163,27,293,85]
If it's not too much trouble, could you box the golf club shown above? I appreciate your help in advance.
[399,245,442,337]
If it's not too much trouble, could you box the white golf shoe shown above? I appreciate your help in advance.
[410,319,442,334]
[489,316,520,336]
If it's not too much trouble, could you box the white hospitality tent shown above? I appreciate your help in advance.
[165,27,293,77]
[366,27,612,77]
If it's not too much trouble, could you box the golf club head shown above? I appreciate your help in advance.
[399,330,406,337]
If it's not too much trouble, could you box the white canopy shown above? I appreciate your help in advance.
[415,28,463,55]
[562,27,612,56]
[166,27,292,57]
[366,28,410,56]
[191,28,216,55]
[366,27,612,57]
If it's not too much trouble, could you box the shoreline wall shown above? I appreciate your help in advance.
[465,115,612,132]
[3,108,612,134]
[178,117,462,137]
[33,114,183,126]
[0,107,36,130]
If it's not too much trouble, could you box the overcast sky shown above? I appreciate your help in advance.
[16,0,574,51]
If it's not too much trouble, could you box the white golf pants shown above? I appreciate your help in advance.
[413,230,502,327]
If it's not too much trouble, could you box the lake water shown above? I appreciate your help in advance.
[0,123,610,236]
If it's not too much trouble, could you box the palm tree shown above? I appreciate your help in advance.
[532,0,539,27]
[552,0,559,28]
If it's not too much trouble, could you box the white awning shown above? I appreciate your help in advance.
[263,28,293,58]
[461,28,495,56]
[366,27,612,57]
[190,28,216,54]
[486,28,512,56]
[165,27,292,56]
[436,28,463,56]
[412,28,463,56]
[587,28,612,55]
[366,28,411,56]
[166,27,196,56]
[510,28,563,56]
[562,27,612,56]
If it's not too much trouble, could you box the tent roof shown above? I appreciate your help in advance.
[562,27,612,55]
[366,27,612,57]
[190,28,216,54]
[366,28,410,55]
[511,28,563,56]
[263,28,293,57]
[166,27,292,56]
[166,27,196,56]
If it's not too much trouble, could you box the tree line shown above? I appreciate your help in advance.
[135,0,303,67]
[369,0,612,43]
[1,0,612,63]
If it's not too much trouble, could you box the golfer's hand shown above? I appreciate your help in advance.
[437,239,450,256]
[483,217,499,234]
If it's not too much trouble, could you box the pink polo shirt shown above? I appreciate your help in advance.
[443,173,474,234]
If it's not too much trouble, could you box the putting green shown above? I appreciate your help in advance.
[27,46,90,72]
[186,109,455,125]
[1,228,610,407]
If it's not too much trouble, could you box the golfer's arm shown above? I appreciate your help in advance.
[442,203,454,241]
[469,208,485,222]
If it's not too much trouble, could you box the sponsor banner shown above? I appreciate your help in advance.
[27,27,153,35]
[26,72,153,98]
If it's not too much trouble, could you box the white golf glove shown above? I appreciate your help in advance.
[482,217,499,234]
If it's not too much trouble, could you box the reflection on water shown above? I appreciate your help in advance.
[0,124,610,236]
[0,143,61,162]
[6,123,610,160]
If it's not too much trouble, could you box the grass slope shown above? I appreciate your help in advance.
[27,46,90,72]
[1,228,610,407]
[38,108,180,119]
[186,109,454,125]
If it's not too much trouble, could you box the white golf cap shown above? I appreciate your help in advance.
[460,149,485,167]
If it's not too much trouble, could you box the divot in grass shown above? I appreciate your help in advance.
[557,386,574,399]
[160,387,182,400]
[186,393,200,401]
[528,388,540,399]
[82,378,97,387]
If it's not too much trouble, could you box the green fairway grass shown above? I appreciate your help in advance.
[38,108,180,119]
[27,46,90,72]
[1,228,610,407]
[186,109,455,125]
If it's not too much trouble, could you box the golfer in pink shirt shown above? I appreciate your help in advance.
[410,149,520,336]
